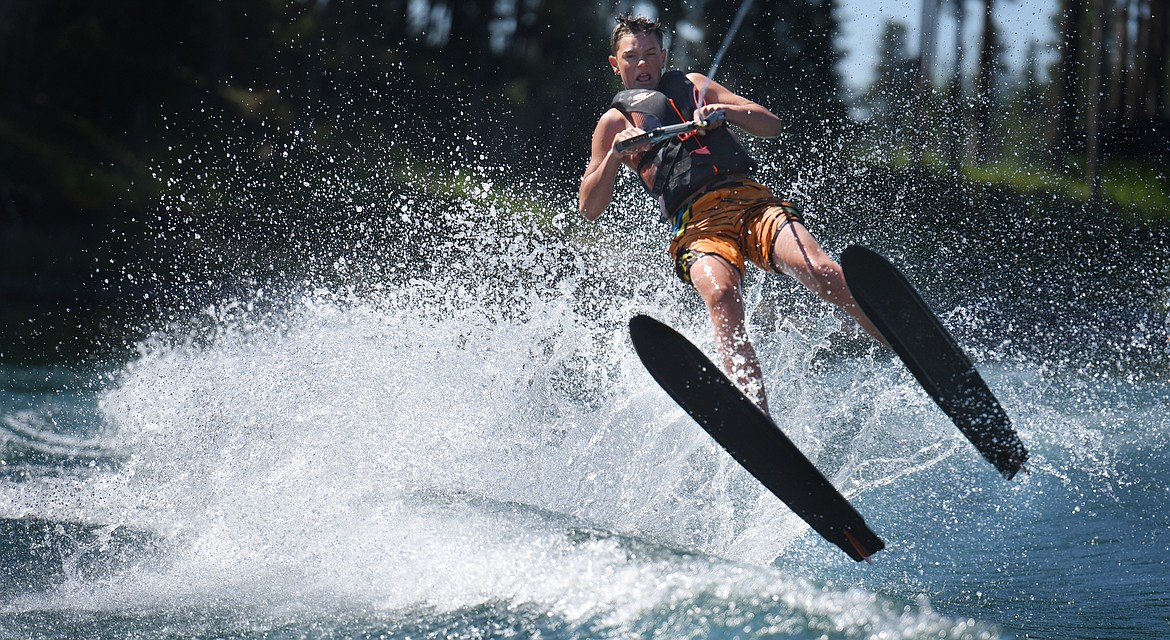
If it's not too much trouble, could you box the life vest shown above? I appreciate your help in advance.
[610,70,756,218]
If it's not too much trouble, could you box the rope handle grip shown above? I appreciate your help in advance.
[614,110,726,154]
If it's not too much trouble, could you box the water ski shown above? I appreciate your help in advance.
[840,245,1029,480]
[629,314,884,562]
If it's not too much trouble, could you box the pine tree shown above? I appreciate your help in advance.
[1086,0,1107,199]
[912,0,942,162]
[943,0,967,169]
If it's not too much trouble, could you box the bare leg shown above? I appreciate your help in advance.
[770,222,888,345]
[687,254,771,414]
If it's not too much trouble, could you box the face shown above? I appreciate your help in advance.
[609,33,666,90]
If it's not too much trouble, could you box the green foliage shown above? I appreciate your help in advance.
[963,156,1170,221]
[0,0,850,291]
[3,0,1164,309]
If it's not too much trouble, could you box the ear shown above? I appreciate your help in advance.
[608,54,619,74]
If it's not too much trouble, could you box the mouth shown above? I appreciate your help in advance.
[635,72,654,85]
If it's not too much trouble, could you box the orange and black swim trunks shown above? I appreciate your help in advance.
[668,178,805,285]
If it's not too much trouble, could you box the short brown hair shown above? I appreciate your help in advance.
[610,14,665,53]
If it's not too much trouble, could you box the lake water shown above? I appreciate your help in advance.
[2,116,1168,639]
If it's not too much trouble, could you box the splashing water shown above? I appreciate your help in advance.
[2,89,1168,639]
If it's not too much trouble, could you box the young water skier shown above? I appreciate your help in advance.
[578,15,884,413]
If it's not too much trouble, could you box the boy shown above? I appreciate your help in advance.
[578,15,881,412]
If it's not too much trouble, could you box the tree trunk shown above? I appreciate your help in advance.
[971,0,996,164]
[1124,0,1151,119]
[946,0,965,169]
[913,0,941,162]
[1047,0,1083,165]
[1106,0,1131,121]
[1086,0,1106,200]
[1143,0,1169,118]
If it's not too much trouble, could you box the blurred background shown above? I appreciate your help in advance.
[1,0,1167,364]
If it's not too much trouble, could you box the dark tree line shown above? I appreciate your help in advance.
[1051,0,1170,196]
[860,0,1169,195]
[0,0,848,291]
[6,0,1163,296]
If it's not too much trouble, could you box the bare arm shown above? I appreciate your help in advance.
[686,73,782,138]
[578,109,647,221]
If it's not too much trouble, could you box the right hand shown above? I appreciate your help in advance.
[613,127,650,156]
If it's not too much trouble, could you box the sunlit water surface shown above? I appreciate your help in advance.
[2,102,1168,640]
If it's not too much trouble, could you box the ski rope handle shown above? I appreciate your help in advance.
[614,110,726,153]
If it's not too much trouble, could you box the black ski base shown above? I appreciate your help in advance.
[629,314,885,562]
[840,245,1029,479]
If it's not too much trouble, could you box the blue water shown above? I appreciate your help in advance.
[3,116,1169,639]
[3,272,1168,639]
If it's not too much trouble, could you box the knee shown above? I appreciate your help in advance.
[702,279,742,314]
[689,257,743,311]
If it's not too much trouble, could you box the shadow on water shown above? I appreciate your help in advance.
[0,280,156,370]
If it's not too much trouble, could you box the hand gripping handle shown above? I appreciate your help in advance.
[614,110,726,154]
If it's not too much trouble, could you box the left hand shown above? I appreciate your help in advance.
[692,104,726,133]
